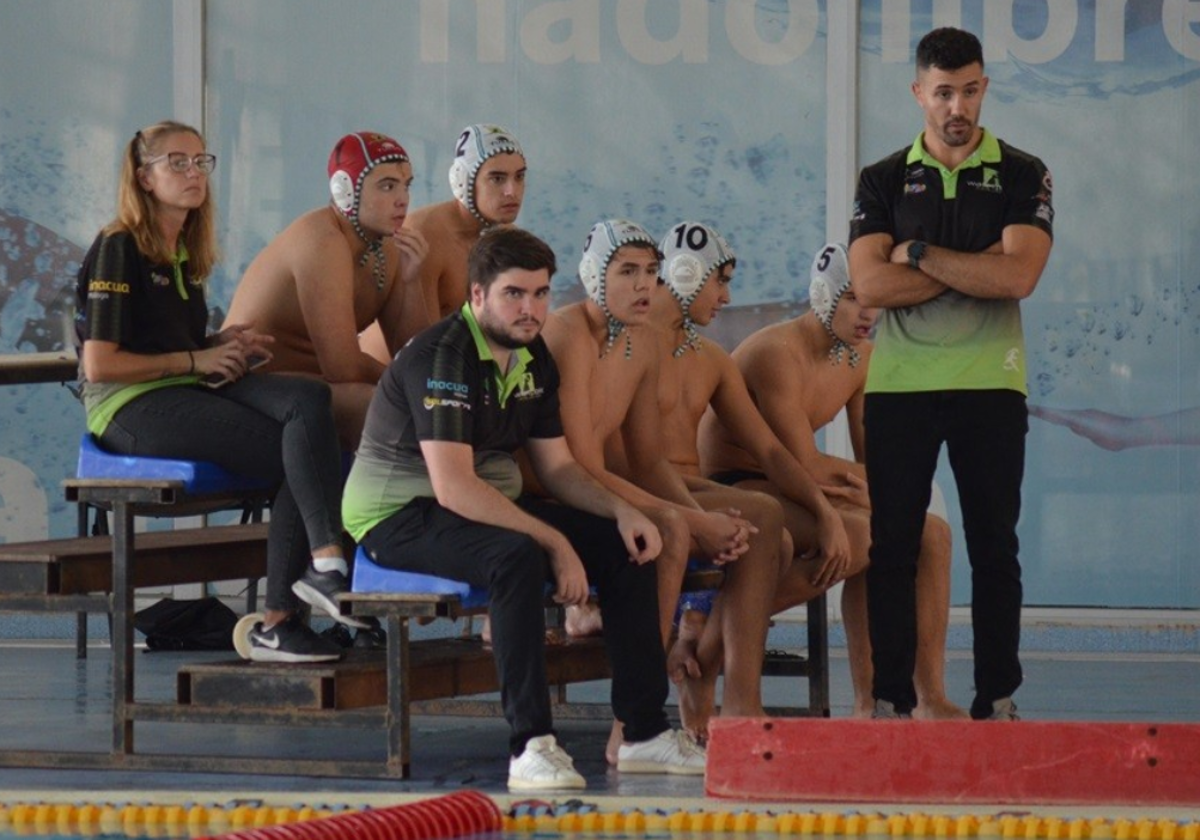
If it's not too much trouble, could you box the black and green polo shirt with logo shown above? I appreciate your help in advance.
[75,230,206,434]
[342,301,563,542]
[849,129,1054,396]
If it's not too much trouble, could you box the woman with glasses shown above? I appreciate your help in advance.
[75,120,360,663]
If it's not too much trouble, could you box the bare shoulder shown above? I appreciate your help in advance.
[278,207,352,259]
[733,320,793,363]
[407,201,457,238]
[543,305,595,366]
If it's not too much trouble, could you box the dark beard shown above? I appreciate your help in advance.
[482,322,536,349]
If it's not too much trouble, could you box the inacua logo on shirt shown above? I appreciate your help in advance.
[426,378,469,396]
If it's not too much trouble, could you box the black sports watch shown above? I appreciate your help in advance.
[907,240,927,269]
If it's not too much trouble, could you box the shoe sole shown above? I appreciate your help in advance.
[616,760,705,775]
[292,580,370,629]
[247,647,342,664]
[507,777,587,792]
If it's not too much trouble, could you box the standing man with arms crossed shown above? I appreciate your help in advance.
[848,27,1054,720]
[225,132,429,451]
[342,226,705,790]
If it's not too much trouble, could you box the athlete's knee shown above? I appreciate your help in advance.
[844,513,872,576]
[650,507,690,570]
[737,489,785,534]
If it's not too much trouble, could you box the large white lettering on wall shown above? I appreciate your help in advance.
[418,0,820,65]
[881,0,1200,63]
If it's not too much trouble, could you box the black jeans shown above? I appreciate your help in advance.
[864,389,1027,718]
[361,495,670,756]
[99,374,344,612]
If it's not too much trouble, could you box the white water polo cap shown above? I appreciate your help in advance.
[448,124,524,224]
[808,242,860,367]
[659,221,736,355]
[578,219,659,358]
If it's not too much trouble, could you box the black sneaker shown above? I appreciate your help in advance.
[319,622,355,649]
[292,565,369,629]
[353,618,386,650]
[248,615,343,663]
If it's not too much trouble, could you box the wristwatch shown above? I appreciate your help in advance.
[907,240,927,269]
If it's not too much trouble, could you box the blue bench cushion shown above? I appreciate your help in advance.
[677,557,719,617]
[352,546,489,609]
[76,434,272,497]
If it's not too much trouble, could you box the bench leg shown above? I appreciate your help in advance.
[806,593,831,717]
[110,500,136,754]
[74,502,105,659]
[385,614,411,778]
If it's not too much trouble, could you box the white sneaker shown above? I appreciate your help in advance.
[507,734,586,791]
[617,729,707,775]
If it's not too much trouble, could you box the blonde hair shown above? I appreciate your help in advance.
[105,120,218,280]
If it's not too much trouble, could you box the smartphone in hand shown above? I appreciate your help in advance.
[199,354,270,389]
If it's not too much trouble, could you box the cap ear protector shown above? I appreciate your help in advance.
[579,253,604,302]
[664,253,705,301]
[448,157,471,205]
[448,124,524,225]
[329,170,355,214]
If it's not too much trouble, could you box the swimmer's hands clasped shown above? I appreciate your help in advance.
[693,508,756,565]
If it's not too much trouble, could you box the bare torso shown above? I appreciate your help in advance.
[654,328,726,478]
[226,206,407,379]
[700,315,871,474]
[542,304,653,444]
[406,200,480,320]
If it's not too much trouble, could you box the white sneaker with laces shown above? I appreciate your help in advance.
[617,729,706,775]
[507,734,586,791]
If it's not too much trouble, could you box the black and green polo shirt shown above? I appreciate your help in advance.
[849,129,1054,395]
[75,230,206,434]
[342,302,563,541]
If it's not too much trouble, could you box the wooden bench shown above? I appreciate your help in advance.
[0,480,828,779]
[0,477,274,775]
[0,522,268,611]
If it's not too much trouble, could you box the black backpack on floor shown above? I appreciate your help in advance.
[134,597,238,651]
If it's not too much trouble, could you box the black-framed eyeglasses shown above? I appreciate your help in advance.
[142,152,217,174]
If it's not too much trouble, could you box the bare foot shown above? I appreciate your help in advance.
[564,603,604,637]
[667,635,701,686]
[913,697,969,720]
[851,697,874,719]
[605,720,624,766]
[678,669,717,743]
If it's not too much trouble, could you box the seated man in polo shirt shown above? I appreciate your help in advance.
[341,226,705,791]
